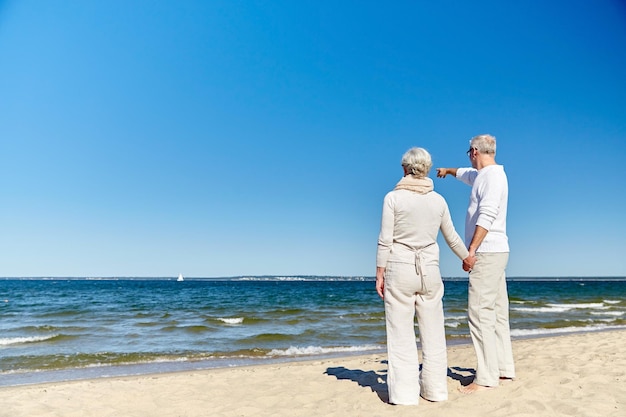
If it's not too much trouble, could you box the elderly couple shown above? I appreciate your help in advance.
[375,134,515,405]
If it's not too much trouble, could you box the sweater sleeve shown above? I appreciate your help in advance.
[456,167,478,186]
[376,193,395,268]
[439,201,469,260]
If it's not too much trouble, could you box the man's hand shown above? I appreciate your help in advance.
[436,168,453,178]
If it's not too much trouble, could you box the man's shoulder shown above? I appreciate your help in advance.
[479,164,507,178]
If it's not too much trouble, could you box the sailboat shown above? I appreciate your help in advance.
[177,273,184,282]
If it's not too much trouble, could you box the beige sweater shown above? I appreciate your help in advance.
[376,176,469,268]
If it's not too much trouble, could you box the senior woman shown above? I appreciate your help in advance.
[376,147,469,406]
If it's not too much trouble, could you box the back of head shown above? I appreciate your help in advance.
[470,134,496,155]
[401,147,432,178]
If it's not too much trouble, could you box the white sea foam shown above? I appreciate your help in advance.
[218,317,244,325]
[548,303,606,309]
[512,306,571,313]
[513,303,609,313]
[0,334,58,346]
[267,345,381,356]
[581,317,621,324]
[603,300,622,305]
[445,321,461,328]
[590,311,624,317]
[511,324,626,337]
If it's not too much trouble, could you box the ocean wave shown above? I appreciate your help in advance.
[511,324,626,337]
[548,303,607,309]
[445,321,461,328]
[267,345,382,356]
[512,306,571,313]
[580,317,623,324]
[513,303,610,313]
[590,311,624,317]
[218,317,244,325]
[0,334,60,346]
[246,333,300,342]
[0,351,199,374]
[603,300,622,305]
[445,315,467,321]
[180,325,213,333]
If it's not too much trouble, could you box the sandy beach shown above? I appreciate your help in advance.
[0,330,624,417]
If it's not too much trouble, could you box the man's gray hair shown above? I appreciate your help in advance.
[401,147,432,178]
[470,134,497,154]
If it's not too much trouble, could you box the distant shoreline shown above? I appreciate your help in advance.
[1,276,625,281]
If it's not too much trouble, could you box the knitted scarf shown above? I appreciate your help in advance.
[394,175,433,194]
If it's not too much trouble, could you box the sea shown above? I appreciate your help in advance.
[1,276,625,387]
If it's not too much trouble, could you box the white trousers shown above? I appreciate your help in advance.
[384,261,448,405]
[467,252,516,386]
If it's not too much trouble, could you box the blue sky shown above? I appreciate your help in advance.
[1,0,625,278]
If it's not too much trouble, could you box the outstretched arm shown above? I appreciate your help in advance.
[436,167,458,178]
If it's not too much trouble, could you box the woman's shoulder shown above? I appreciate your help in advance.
[428,191,452,210]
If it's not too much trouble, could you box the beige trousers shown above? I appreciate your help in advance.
[467,252,516,386]
[384,261,448,405]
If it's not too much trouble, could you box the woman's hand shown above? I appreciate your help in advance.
[375,267,385,299]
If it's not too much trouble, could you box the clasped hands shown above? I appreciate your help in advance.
[462,254,477,272]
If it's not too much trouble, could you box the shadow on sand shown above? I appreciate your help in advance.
[325,362,389,403]
[447,366,476,387]
[325,362,478,402]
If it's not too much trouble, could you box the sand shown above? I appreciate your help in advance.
[0,330,624,417]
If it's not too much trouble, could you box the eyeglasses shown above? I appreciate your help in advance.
[466,147,477,156]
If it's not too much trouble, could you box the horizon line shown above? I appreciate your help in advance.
[1,275,625,281]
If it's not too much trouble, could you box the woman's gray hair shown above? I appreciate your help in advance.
[401,147,432,178]
[470,134,497,154]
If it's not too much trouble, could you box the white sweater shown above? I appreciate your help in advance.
[376,189,469,268]
[456,165,509,253]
